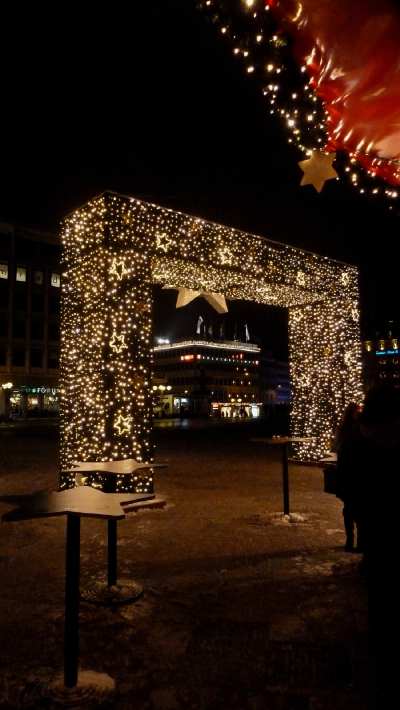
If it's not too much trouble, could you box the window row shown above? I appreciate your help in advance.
[167,376,254,386]
[0,348,59,368]
[0,319,59,340]
[0,264,60,287]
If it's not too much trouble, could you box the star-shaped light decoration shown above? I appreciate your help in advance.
[299,151,338,193]
[163,286,228,314]
[350,304,359,322]
[110,331,128,354]
[110,257,129,281]
[155,231,175,253]
[114,412,133,436]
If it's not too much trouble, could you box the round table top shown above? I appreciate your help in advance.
[64,458,167,475]
[1,487,155,521]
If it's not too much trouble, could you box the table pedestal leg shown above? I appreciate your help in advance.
[80,519,143,606]
[64,514,80,688]
[107,519,117,587]
[282,444,290,516]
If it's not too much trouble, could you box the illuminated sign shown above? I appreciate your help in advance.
[155,339,260,353]
[376,349,399,356]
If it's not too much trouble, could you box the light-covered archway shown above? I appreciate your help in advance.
[60,192,363,492]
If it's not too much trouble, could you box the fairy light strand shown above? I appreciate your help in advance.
[198,0,400,209]
[60,191,363,488]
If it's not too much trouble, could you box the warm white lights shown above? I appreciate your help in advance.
[60,192,363,491]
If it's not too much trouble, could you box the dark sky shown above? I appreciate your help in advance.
[1,0,399,338]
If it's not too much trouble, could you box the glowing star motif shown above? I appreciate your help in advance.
[298,373,311,389]
[218,247,234,265]
[110,257,129,281]
[163,286,228,314]
[114,413,133,436]
[299,152,338,193]
[341,272,350,286]
[155,232,175,253]
[351,306,359,321]
[110,331,128,354]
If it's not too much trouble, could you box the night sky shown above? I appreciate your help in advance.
[2,0,399,342]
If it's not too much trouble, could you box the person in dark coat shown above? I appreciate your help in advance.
[357,383,400,706]
[334,402,363,552]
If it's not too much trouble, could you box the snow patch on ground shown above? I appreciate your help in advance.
[269,512,307,525]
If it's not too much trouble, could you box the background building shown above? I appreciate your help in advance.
[0,222,60,419]
[260,353,290,405]
[153,338,262,418]
[363,322,400,389]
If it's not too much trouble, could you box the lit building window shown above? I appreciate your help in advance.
[51,273,61,288]
[34,271,44,285]
[379,340,385,351]
[392,339,398,350]
[16,267,27,282]
[365,341,372,352]
[0,263,8,280]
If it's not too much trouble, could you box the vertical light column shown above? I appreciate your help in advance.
[60,196,154,493]
[288,297,364,461]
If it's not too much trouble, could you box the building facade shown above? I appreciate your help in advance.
[363,327,400,389]
[260,354,290,405]
[0,222,61,419]
[153,338,262,418]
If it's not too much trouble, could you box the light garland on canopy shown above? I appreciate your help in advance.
[198,0,400,210]
[60,191,363,492]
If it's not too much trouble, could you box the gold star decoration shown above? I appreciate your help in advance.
[155,232,175,253]
[110,257,129,281]
[351,305,359,322]
[110,331,128,354]
[114,412,133,436]
[163,286,228,314]
[299,151,338,193]
[218,247,234,265]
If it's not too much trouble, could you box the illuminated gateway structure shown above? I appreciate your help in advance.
[60,192,363,492]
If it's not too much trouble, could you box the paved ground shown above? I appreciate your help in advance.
[0,422,369,709]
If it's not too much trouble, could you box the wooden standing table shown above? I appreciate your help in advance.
[65,459,166,604]
[1,486,132,689]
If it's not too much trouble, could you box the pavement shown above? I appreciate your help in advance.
[0,422,369,709]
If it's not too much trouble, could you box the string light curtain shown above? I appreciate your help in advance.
[60,192,363,491]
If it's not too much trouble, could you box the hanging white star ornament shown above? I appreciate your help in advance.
[163,286,228,314]
[299,151,338,193]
